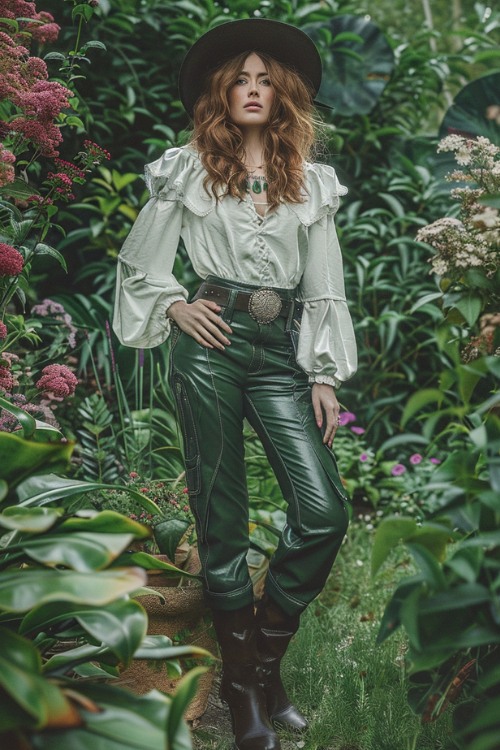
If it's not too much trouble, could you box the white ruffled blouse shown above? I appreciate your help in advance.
[113,146,357,388]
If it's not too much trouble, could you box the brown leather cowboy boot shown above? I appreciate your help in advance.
[211,605,281,750]
[255,595,308,732]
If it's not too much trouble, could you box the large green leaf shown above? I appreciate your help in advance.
[0,507,62,533]
[29,684,172,750]
[0,568,146,612]
[371,516,418,576]
[59,510,150,538]
[153,518,190,559]
[16,475,161,515]
[0,628,78,729]
[43,643,109,675]
[435,73,500,183]
[304,15,394,115]
[17,533,136,572]
[133,635,212,661]
[0,434,73,488]
[21,599,147,666]
[400,389,447,428]
[452,292,483,328]
[376,576,424,644]
[167,667,207,748]
[114,550,199,579]
[417,583,490,614]
[407,544,447,590]
[439,73,500,148]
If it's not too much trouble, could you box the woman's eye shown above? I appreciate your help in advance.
[261,79,271,86]
[236,78,247,85]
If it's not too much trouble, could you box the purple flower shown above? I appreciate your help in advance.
[430,457,441,464]
[359,453,369,462]
[350,426,365,435]
[391,463,406,476]
[339,411,357,426]
[410,453,423,465]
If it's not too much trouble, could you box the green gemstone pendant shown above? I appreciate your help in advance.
[252,180,262,194]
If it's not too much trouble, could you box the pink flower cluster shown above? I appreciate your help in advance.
[0,392,61,432]
[0,364,14,392]
[79,140,111,168]
[390,454,441,475]
[35,364,78,398]
[46,171,75,201]
[0,1,60,45]
[338,411,366,435]
[0,243,24,277]
[54,158,86,181]
[25,11,61,45]
[30,298,78,348]
[0,321,7,339]
[0,11,70,157]
[0,142,15,187]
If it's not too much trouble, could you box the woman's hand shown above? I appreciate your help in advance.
[167,299,232,350]
[311,383,340,448]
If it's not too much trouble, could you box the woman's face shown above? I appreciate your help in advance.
[228,53,274,129]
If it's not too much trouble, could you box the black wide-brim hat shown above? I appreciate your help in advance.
[179,18,323,118]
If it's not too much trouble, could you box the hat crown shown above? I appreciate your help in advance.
[179,18,322,117]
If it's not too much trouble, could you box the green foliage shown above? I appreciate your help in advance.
[77,393,121,482]
[305,14,395,115]
[0,432,209,747]
[372,384,500,746]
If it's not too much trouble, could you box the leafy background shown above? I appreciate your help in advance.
[1,0,500,747]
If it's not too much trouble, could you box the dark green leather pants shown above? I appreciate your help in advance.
[169,277,350,617]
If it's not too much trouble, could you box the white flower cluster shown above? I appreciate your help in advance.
[418,134,500,278]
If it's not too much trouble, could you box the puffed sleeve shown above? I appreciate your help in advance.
[296,164,357,388]
[112,148,190,348]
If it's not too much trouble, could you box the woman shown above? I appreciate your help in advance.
[113,18,357,750]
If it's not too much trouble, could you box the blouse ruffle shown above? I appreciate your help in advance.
[143,147,348,227]
[144,147,214,216]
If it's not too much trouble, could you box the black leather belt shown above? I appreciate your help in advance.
[194,282,294,324]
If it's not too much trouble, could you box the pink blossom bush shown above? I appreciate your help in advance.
[0,143,15,187]
[0,243,24,277]
[0,322,7,340]
[36,364,78,398]
[0,364,14,392]
[0,10,70,158]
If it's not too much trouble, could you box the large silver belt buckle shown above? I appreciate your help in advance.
[248,288,282,324]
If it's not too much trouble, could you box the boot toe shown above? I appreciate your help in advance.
[271,705,308,732]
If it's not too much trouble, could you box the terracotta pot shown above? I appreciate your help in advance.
[117,553,217,722]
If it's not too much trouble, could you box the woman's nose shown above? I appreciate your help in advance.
[248,82,259,96]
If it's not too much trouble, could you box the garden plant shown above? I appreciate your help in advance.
[1,0,499,748]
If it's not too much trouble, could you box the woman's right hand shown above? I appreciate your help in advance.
[167,299,232,350]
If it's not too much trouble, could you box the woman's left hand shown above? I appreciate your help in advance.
[311,383,340,448]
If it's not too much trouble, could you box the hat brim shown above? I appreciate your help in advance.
[179,19,322,117]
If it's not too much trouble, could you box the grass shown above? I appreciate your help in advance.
[280,521,455,750]
[192,521,457,750]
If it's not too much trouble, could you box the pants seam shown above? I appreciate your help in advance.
[244,393,301,530]
[266,569,305,607]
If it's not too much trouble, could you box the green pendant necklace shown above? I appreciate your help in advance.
[247,174,268,194]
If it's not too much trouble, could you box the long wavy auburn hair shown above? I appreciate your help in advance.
[189,51,318,209]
